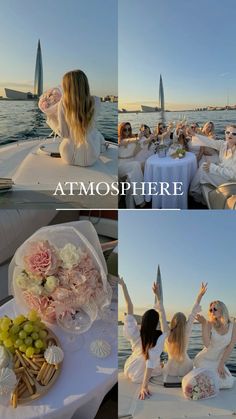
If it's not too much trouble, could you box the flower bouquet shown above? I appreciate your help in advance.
[182,368,219,400]
[9,225,111,334]
[38,87,62,115]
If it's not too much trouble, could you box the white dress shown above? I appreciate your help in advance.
[118,143,144,207]
[156,300,201,378]
[134,136,155,166]
[123,314,166,383]
[47,96,104,167]
[194,323,235,389]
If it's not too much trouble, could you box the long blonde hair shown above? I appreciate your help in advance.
[202,121,215,138]
[209,300,230,327]
[167,312,187,361]
[62,70,95,145]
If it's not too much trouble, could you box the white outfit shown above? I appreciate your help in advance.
[190,134,236,200]
[47,96,104,167]
[118,142,144,207]
[123,314,166,383]
[156,300,201,378]
[194,323,235,389]
[134,136,155,166]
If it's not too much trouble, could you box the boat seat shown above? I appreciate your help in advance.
[202,182,236,209]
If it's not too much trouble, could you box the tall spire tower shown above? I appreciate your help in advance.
[34,40,43,97]
[159,74,165,124]
[154,265,163,304]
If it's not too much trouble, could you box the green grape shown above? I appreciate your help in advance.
[19,330,27,340]
[10,325,20,335]
[31,332,39,341]
[33,325,40,333]
[34,339,43,349]
[23,323,34,334]
[0,331,9,340]
[19,344,27,353]
[1,322,10,332]
[34,348,41,354]
[15,338,23,348]
[25,347,35,358]
[13,315,26,326]
[39,330,47,339]
[25,337,33,346]
[27,310,39,322]
[4,338,13,348]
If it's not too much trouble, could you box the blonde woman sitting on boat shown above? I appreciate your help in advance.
[118,122,145,208]
[194,300,236,389]
[119,277,166,400]
[153,282,207,380]
[46,69,105,167]
[198,121,219,165]
[189,125,236,203]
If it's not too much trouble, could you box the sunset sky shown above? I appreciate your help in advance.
[0,0,117,97]
[119,0,236,110]
[119,211,236,321]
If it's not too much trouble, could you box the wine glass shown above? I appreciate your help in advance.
[55,300,98,352]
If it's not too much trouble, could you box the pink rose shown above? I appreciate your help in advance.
[24,240,59,279]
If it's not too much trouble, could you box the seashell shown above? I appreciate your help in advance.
[0,346,10,369]
[44,345,64,365]
[0,367,17,396]
[90,340,111,358]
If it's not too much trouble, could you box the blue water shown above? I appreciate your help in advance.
[119,110,236,138]
[0,101,117,145]
[118,325,236,375]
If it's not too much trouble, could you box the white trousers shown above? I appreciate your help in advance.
[190,163,227,201]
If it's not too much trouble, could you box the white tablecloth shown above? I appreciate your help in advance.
[144,152,197,209]
[0,299,117,419]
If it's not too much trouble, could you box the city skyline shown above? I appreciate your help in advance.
[119,0,236,110]
[119,211,236,320]
[0,0,117,97]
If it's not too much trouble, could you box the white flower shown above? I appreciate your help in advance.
[59,243,83,269]
[29,284,43,296]
[16,272,29,289]
[44,276,59,293]
[192,395,199,400]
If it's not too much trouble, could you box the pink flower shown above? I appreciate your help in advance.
[24,240,59,279]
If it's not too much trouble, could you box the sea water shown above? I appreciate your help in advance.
[0,101,117,145]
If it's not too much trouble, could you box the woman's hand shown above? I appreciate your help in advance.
[195,314,207,325]
[152,282,161,300]
[197,282,208,303]
[138,386,151,400]
[218,361,229,378]
[118,276,125,287]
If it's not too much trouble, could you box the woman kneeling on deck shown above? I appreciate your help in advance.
[44,69,105,167]
[118,277,166,400]
[194,300,236,389]
[154,282,207,381]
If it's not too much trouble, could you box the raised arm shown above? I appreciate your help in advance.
[195,315,212,347]
[186,282,208,335]
[152,282,169,334]
[218,322,236,378]
[118,276,133,315]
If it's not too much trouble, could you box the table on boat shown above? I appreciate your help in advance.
[144,152,197,209]
[0,299,117,419]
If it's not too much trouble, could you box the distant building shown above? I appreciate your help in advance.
[5,40,43,100]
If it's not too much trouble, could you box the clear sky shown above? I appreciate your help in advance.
[119,0,236,110]
[0,0,117,97]
[119,211,236,321]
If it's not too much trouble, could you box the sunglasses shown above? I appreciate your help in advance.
[225,131,236,136]
[123,127,131,132]
[209,307,218,313]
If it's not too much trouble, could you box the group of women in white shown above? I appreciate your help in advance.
[118,120,236,207]
[119,278,236,400]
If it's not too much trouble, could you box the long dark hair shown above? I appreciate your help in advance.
[140,309,162,360]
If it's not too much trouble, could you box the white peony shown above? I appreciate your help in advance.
[44,276,59,293]
[29,284,43,296]
[59,243,83,269]
[16,272,29,289]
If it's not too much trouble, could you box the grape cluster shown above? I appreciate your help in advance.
[0,310,48,358]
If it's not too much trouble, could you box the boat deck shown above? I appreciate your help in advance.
[119,373,236,419]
